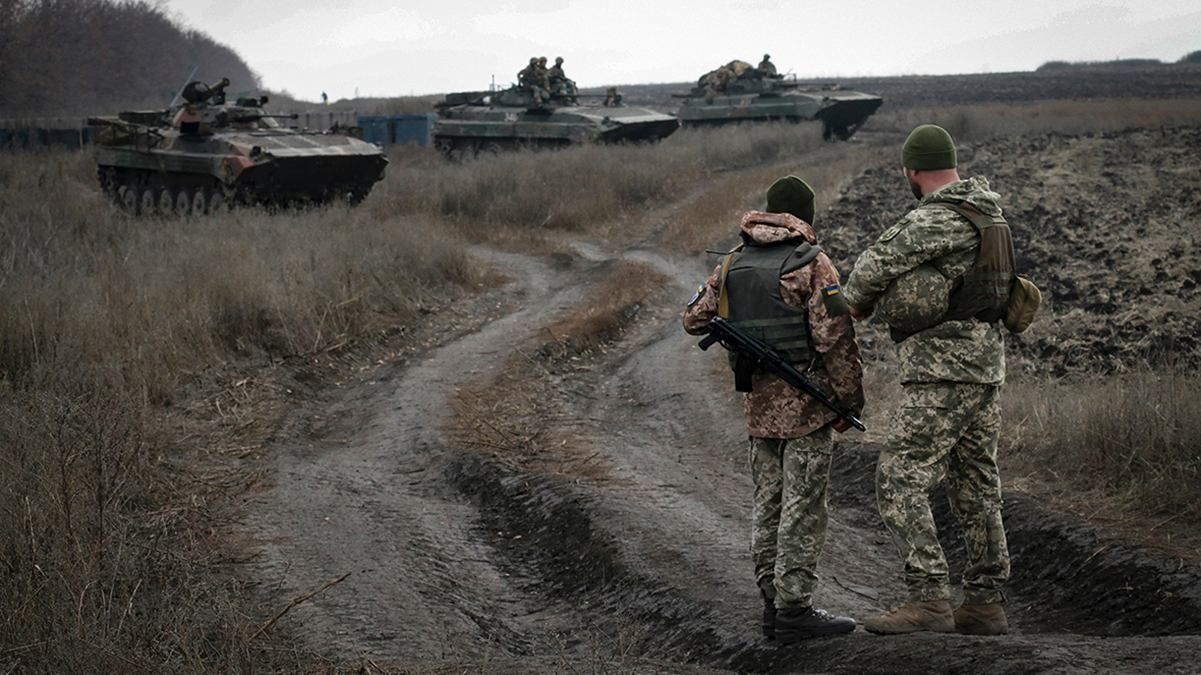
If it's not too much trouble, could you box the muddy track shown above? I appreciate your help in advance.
[240,140,1201,671]
[241,237,1201,673]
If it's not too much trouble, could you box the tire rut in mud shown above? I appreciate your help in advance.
[447,436,1201,673]
[438,241,1201,672]
[831,447,1201,637]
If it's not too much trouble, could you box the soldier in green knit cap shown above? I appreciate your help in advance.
[844,124,1017,637]
[684,176,865,643]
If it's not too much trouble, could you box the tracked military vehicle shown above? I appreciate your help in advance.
[675,61,883,140]
[88,78,388,215]
[433,84,679,157]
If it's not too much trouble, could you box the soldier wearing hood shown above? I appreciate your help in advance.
[684,176,865,643]
[844,124,1015,637]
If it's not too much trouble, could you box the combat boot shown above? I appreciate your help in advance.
[774,607,857,643]
[863,600,955,635]
[761,593,777,640]
[954,603,1009,635]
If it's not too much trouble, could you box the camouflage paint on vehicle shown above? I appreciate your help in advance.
[88,79,388,215]
[433,85,678,157]
[676,63,883,140]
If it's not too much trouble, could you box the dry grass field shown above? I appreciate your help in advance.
[4,82,1201,671]
[0,121,829,669]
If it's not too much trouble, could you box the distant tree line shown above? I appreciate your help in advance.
[1037,51,1201,72]
[0,0,258,117]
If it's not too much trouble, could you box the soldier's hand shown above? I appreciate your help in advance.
[831,418,852,433]
[849,305,873,321]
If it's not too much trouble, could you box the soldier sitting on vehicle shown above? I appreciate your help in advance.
[758,53,781,78]
[603,86,623,107]
[518,57,549,104]
[548,56,574,99]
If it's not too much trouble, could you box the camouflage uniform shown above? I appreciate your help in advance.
[843,176,1010,605]
[548,58,567,93]
[684,211,864,608]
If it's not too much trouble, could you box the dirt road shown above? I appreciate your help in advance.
[239,138,1201,673]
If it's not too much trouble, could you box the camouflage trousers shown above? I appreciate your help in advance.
[749,427,833,609]
[876,383,1010,604]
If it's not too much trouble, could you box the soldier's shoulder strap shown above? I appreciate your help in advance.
[715,244,744,319]
[780,240,822,275]
[926,201,1007,232]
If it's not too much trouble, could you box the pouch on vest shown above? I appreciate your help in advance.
[1004,274,1041,333]
[716,240,821,392]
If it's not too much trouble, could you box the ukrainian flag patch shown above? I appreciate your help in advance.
[823,284,850,316]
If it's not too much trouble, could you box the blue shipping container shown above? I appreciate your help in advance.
[354,114,434,147]
[392,114,434,147]
[357,116,393,146]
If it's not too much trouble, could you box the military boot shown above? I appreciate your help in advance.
[761,593,777,640]
[863,600,955,635]
[774,607,857,644]
[759,583,777,640]
[954,603,1009,635]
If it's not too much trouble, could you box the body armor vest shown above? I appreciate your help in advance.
[935,202,1016,324]
[717,240,821,391]
[889,202,1016,343]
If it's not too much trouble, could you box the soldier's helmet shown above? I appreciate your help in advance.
[555,56,564,64]
[763,53,771,60]
[529,57,537,65]
[877,264,950,334]
[538,56,548,64]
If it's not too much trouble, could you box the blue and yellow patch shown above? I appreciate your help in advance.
[822,284,851,316]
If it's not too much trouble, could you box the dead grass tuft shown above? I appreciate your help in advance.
[1002,369,1201,522]
[0,149,474,669]
[451,261,669,480]
[380,122,826,242]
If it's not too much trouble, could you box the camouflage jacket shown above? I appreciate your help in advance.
[683,211,865,439]
[843,177,1006,385]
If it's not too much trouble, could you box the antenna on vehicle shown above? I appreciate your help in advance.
[491,74,496,92]
[168,65,201,107]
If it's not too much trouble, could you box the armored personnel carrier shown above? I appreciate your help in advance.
[675,61,883,140]
[433,84,679,156]
[88,78,388,214]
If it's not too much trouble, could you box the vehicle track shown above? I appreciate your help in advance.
[239,132,1201,671]
[242,238,1201,673]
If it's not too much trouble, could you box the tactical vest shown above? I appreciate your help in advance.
[717,240,821,391]
[934,202,1016,324]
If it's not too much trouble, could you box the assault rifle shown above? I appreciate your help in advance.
[697,316,866,432]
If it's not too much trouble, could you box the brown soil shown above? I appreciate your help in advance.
[233,127,1201,672]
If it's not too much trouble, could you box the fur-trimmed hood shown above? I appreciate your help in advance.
[739,210,817,245]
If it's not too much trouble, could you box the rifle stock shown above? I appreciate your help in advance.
[698,316,866,432]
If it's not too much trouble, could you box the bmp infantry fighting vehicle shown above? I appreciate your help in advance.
[433,84,679,157]
[88,78,388,214]
[676,60,883,140]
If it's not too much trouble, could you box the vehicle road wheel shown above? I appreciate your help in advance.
[174,189,192,217]
[119,185,138,213]
[140,186,157,215]
[207,190,228,214]
[158,187,175,214]
[191,188,208,216]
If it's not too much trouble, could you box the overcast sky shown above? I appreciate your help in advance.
[165,0,1201,101]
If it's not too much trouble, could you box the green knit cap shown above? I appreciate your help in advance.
[902,124,957,170]
[766,175,816,225]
